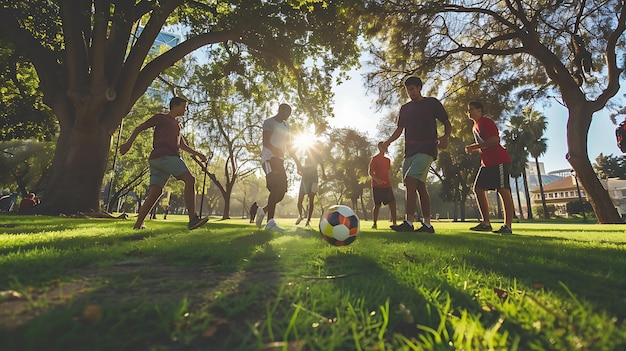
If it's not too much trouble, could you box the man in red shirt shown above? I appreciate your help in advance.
[465,101,514,234]
[369,142,397,229]
[120,97,208,230]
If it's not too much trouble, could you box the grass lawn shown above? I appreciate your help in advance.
[1,214,625,350]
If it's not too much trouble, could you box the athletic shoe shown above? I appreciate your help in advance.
[493,225,513,235]
[371,223,377,229]
[295,215,304,225]
[470,223,493,232]
[415,224,435,234]
[264,218,285,233]
[255,207,265,228]
[391,220,414,232]
[188,215,209,230]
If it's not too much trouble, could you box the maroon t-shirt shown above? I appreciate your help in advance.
[140,114,181,160]
[397,97,449,159]
[473,116,511,167]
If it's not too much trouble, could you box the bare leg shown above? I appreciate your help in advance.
[474,187,490,225]
[404,176,418,223]
[306,192,316,223]
[389,201,397,225]
[176,171,197,220]
[373,204,381,225]
[415,179,431,225]
[498,188,514,228]
[296,190,305,218]
[134,185,163,229]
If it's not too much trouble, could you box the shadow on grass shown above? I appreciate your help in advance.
[367,230,626,320]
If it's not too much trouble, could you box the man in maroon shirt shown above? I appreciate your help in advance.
[382,77,452,233]
[120,97,208,230]
[465,101,514,234]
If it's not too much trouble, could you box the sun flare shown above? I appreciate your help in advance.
[293,132,317,153]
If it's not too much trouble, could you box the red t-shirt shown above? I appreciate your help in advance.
[369,154,392,188]
[473,116,511,167]
[141,114,182,160]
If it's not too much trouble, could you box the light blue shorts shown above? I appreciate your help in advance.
[402,153,433,183]
[148,156,190,188]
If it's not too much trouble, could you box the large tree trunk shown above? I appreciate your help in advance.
[39,112,112,214]
[567,108,623,223]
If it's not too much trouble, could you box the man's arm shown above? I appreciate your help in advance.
[119,120,152,155]
[382,126,403,149]
[465,136,500,154]
[180,136,207,162]
[437,119,452,150]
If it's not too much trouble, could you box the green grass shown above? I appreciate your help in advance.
[1,214,625,350]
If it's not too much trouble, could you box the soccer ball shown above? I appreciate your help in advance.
[319,205,360,246]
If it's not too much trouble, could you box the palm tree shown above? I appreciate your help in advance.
[504,114,533,219]
[524,108,549,219]
[502,122,529,220]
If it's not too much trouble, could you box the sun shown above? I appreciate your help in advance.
[292,132,317,154]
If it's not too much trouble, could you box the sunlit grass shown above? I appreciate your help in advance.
[0,214,625,350]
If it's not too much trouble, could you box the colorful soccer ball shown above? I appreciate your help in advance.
[319,205,360,246]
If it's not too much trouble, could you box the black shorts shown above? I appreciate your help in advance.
[372,187,395,205]
[263,157,288,194]
[474,163,511,190]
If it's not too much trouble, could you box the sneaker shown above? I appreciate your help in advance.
[470,222,493,232]
[188,215,209,230]
[371,223,377,229]
[391,220,414,232]
[264,218,285,233]
[493,225,513,235]
[255,207,265,228]
[415,224,435,233]
[295,215,304,225]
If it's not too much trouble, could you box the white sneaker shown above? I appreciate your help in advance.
[264,218,285,233]
[295,215,304,225]
[255,206,265,228]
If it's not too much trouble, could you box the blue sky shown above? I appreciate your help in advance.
[331,69,623,174]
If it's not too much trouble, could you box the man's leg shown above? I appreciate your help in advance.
[389,201,397,226]
[474,187,490,225]
[415,179,431,225]
[373,203,381,226]
[404,176,419,223]
[498,188,514,229]
[296,189,305,223]
[134,185,163,229]
[177,171,198,220]
[306,192,316,223]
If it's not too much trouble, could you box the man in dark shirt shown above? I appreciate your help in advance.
[120,97,208,230]
[382,77,452,233]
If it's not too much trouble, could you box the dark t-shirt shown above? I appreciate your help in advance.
[398,97,449,159]
[141,114,181,160]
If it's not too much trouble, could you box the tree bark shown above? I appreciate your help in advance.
[39,112,112,214]
[522,170,533,219]
[567,108,623,223]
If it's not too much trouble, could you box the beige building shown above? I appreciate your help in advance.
[530,176,626,217]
